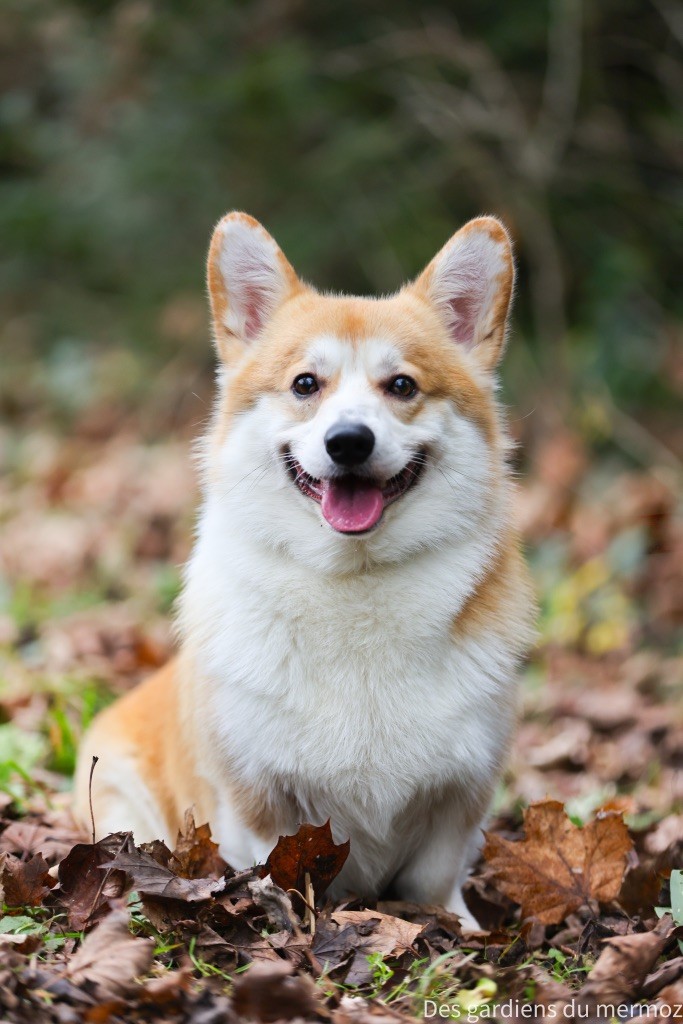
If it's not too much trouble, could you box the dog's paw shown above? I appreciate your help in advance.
[446,892,482,935]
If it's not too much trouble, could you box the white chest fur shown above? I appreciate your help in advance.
[180,497,520,890]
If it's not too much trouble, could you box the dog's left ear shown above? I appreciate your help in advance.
[207,212,302,360]
[411,217,515,370]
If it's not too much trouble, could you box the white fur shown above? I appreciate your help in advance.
[175,329,530,926]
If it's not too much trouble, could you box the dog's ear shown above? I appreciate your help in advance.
[410,217,515,370]
[207,212,302,359]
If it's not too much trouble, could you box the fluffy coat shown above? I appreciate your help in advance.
[74,212,536,928]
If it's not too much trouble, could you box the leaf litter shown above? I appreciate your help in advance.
[0,363,682,1020]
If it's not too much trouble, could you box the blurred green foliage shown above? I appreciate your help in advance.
[1,0,681,416]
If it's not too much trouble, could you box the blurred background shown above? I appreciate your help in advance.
[0,1,681,822]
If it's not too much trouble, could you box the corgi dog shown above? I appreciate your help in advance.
[74,212,536,929]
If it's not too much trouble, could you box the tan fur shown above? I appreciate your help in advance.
[453,538,534,646]
[77,659,196,840]
[74,212,534,921]
[214,290,498,452]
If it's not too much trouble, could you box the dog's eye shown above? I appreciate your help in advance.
[292,374,319,397]
[387,375,418,399]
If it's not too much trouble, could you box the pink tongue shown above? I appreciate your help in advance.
[321,478,385,533]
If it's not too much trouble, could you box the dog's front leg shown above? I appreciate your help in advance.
[392,795,487,932]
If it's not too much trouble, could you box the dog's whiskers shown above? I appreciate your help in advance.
[223,459,271,497]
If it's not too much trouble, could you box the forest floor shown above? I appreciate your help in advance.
[0,350,681,1022]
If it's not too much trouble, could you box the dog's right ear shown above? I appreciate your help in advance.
[207,212,302,360]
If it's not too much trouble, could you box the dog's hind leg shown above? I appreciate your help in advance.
[73,726,173,845]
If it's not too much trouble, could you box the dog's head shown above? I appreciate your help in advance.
[204,213,514,569]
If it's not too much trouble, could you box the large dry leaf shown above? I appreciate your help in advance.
[63,909,154,1000]
[263,820,349,900]
[104,844,226,901]
[311,908,422,984]
[483,799,633,925]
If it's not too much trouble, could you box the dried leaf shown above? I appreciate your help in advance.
[312,917,372,971]
[231,960,319,1022]
[0,818,82,865]
[1,853,52,907]
[483,800,633,925]
[62,909,154,999]
[104,845,226,901]
[311,907,422,985]
[579,919,672,1006]
[330,910,422,956]
[643,956,683,998]
[170,809,226,879]
[0,932,43,953]
[657,981,683,1014]
[617,860,663,920]
[139,964,192,1006]
[57,833,132,930]
[263,821,349,900]
[248,875,299,932]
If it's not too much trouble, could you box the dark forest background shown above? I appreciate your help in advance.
[1,0,682,446]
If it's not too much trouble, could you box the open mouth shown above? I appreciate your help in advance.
[284,450,425,534]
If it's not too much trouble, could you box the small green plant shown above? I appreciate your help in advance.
[367,951,395,991]
[0,914,47,938]
[187,935,244,983]
[411,951,467,1006]
[546,947,591,983]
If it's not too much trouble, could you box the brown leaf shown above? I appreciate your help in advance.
[1,853,53,907]
[263,821,349,900]
[57,833,132,930]
[657,981,683,1016]
[311,908,421,986]
[643,956,683,999]
[138,837,175,868]
[104,844,226,901]
[483,800,633,925]
[0,818,83,865]
[139,964,192,1006]
[312,916,372,971]
[170,809,226,879]
[248,875,299,932]
[617,860,663,920]
[579,920,672,1006]
[330,910,422,956]
[231,960,320,1022]
[62,908,154,1000]
[0,932,43,954]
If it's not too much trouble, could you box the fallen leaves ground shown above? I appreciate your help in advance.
[0,353,682,1021]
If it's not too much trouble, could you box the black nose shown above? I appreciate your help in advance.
[324,422,375,467]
